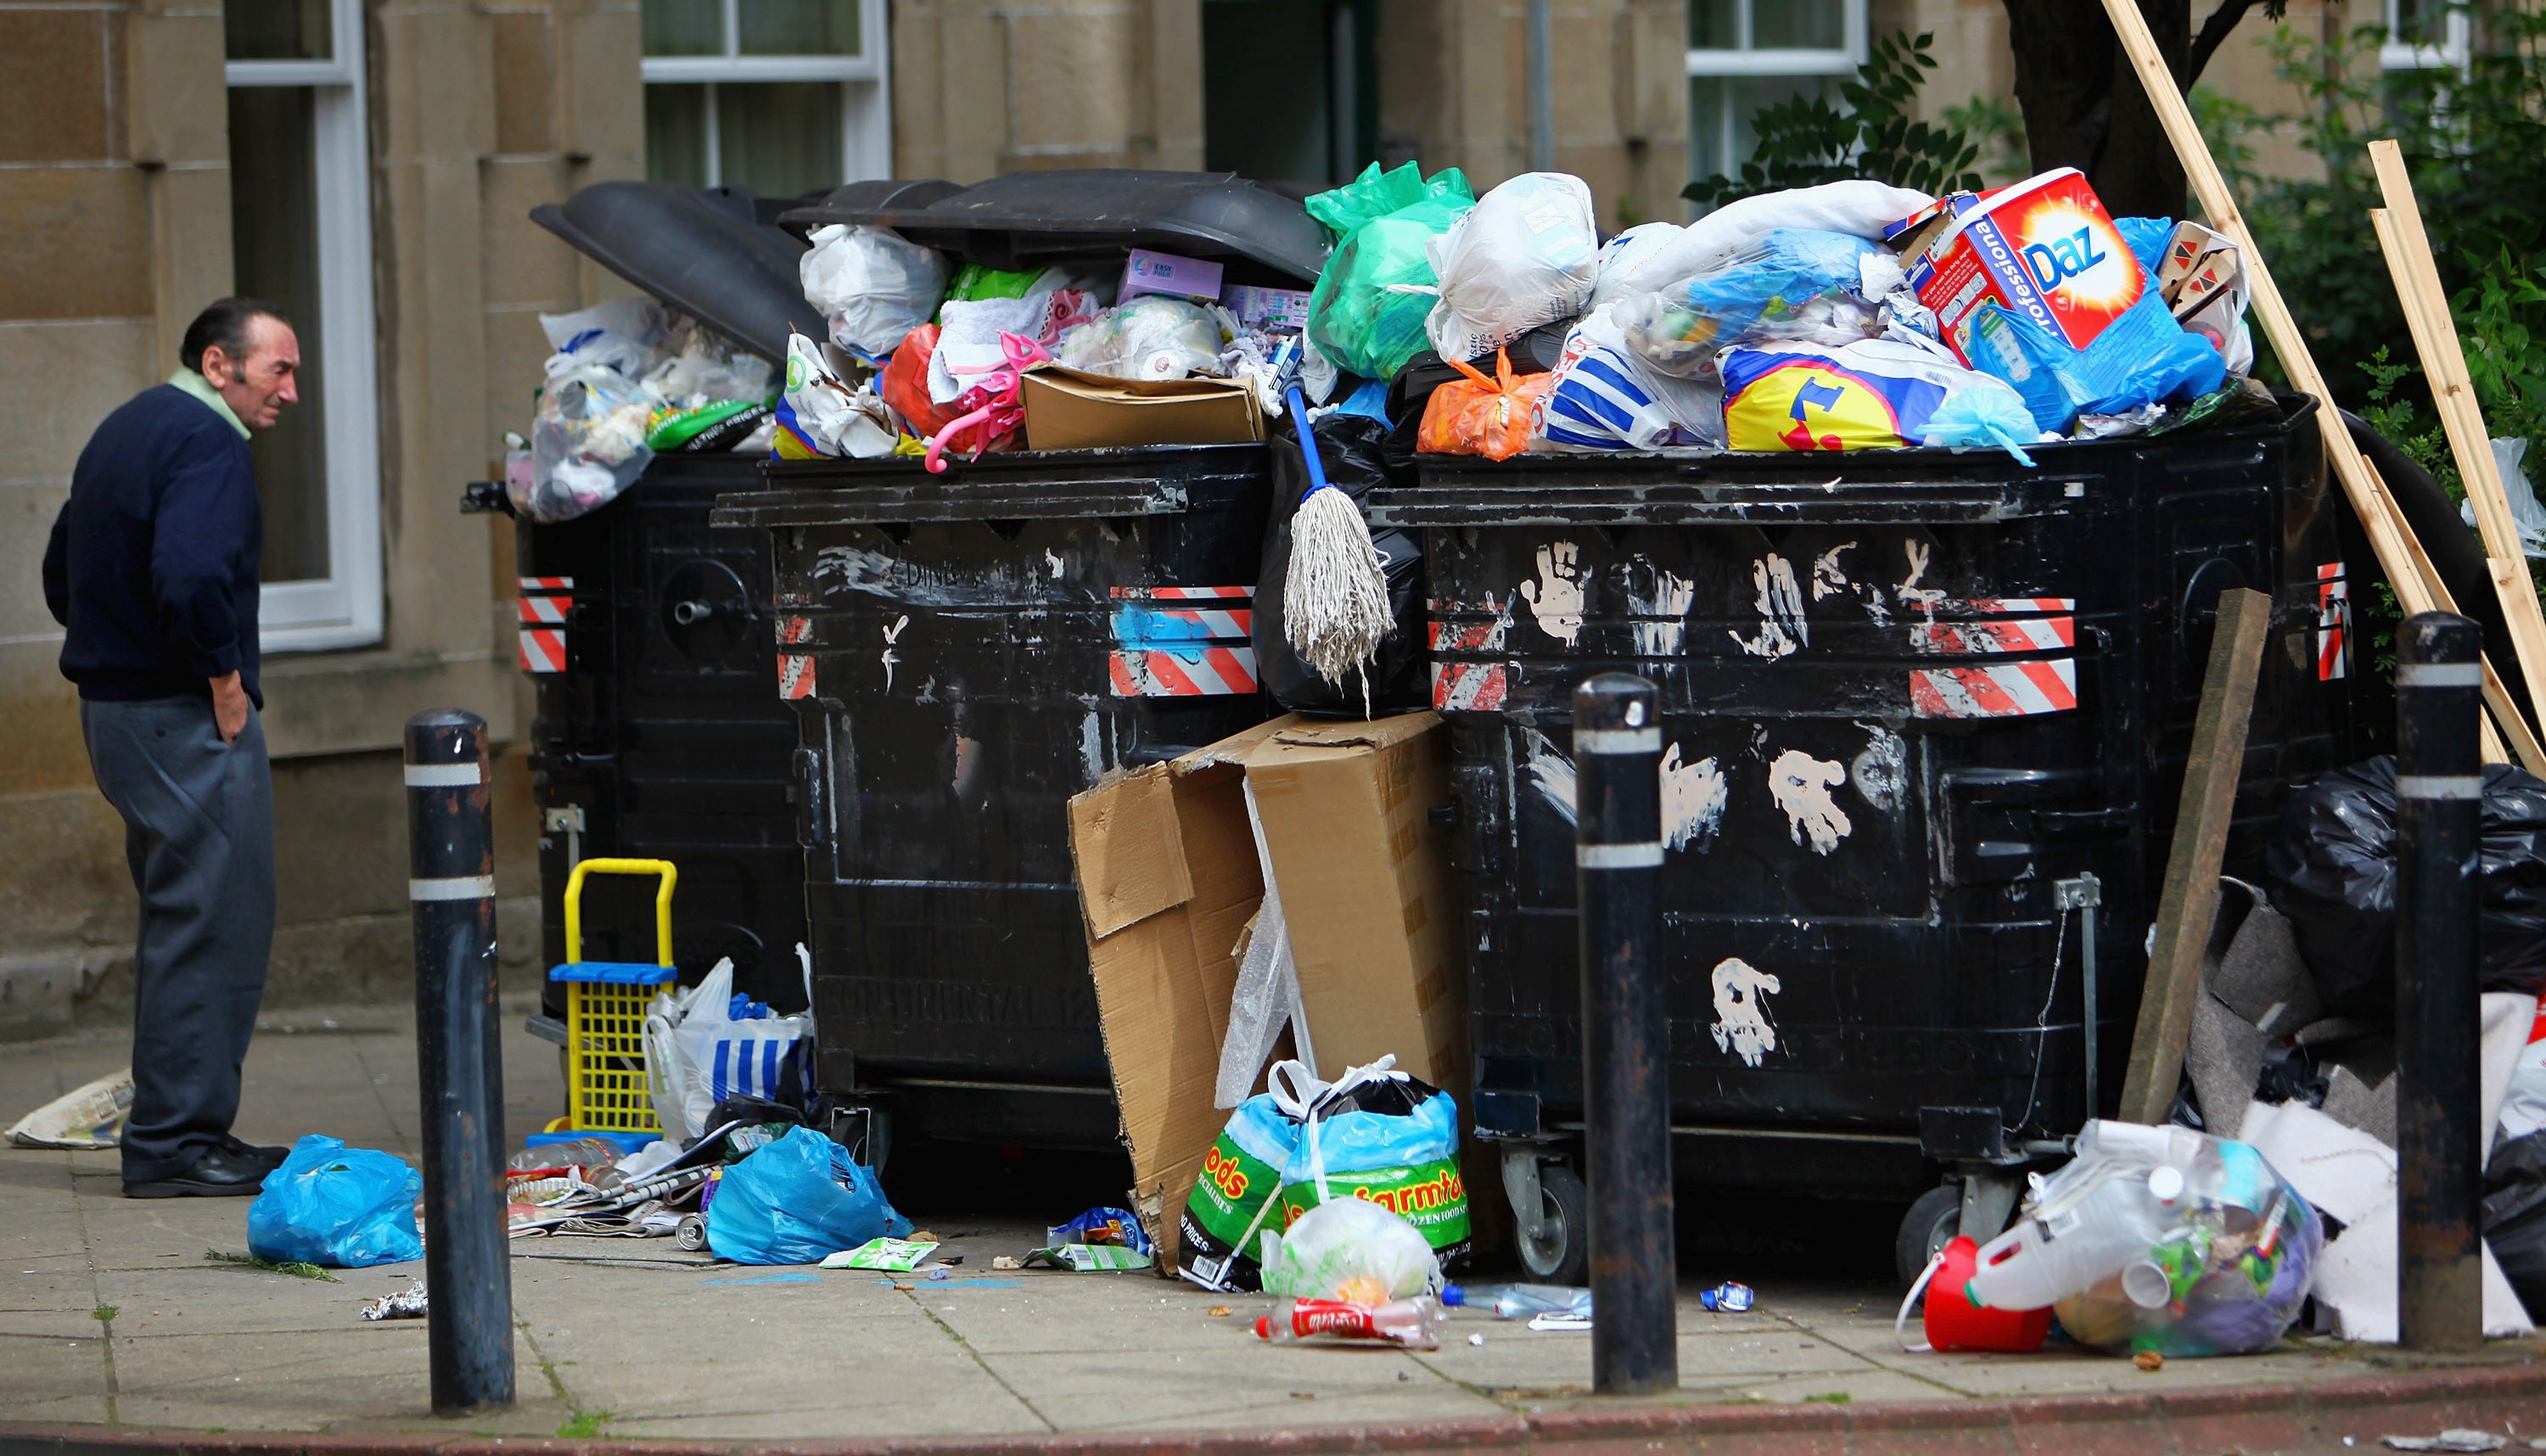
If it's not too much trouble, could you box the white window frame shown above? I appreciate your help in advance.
[1685,0,1870,186]
[640,0,892,187]
[2381,0,2470,75]
[226,0,383,653]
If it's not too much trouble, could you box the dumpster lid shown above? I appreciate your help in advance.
[532,179,844,363]
[780,170,1331,284]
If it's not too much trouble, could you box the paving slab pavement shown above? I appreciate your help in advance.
[1,1004,2542,1453]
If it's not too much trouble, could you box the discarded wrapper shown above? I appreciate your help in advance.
[7,1069,134,1150]
[1047,1206,1152,1255]
[1527,1312,1593,1331]
[1023,1243,1153,1273]
[361,1280,429,1322]
[1699,1281,1756,1313]
[821,1237,939,1272]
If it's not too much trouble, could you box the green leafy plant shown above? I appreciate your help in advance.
[1941,93,2028,184]
[91,1305,117,1323]
[205,1247,340,1283]
[557,1408,614,1439]
[1684,32,1985,206]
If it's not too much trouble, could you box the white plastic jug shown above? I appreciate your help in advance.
[1965,1162,2171,1311]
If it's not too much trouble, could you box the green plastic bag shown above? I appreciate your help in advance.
[937,263,1045,316]
[1305,162,1474,383]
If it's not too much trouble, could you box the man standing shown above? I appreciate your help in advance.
[42,299,301,1198]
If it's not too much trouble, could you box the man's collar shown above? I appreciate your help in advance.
[169,368,251,440]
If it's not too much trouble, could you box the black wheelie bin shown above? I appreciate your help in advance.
[710,171,1330,1151]
[1364,395,2365,1283]
[471,178,950,1024]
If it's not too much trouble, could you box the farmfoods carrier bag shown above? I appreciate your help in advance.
[1180,1056,1468,1291]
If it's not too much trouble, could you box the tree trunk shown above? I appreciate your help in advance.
[2002,0,2189,220]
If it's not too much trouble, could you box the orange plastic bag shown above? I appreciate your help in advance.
[1416,348,1553,462]
[878,323,962,439]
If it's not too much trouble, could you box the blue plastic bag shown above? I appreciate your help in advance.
[246,1134,423,1268]
[1922,384,2041,467]
[1616,229,1884,376]
[705,1125,911,1265]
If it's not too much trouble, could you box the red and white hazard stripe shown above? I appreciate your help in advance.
[519,628,566,675]
[2316,562,2348,681]
[1964,596,2075,615]
[1910,659,2078,718]
[519,595,569,625]
[1913,613,2076,655]
[519,576,573,592]
[1431,661,1510,712]
[1109,647,1259,697]
[778,654,816,700]
[1109,586,1255,640]
[777,616,813,647]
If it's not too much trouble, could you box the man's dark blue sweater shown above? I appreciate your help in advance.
[42,382,264,708]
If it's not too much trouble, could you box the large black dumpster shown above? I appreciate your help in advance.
[1364,396,2362,1281]
[709,171,1329,1149]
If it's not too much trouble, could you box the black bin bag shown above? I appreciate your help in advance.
[2263,755,2546,1017]
[2487,1130,2546,1322]
[1253,411,1427,717]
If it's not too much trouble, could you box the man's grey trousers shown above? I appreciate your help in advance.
[81,696,274,1182]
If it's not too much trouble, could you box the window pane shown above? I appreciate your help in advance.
[2392,0,2447,48]
[1753,0,1843,49]
[647,84,712,186]
[1691,73,1842,191]
[644,0,724,56]
[1688,0,1738,49]
[718,82,842,199]
[227,87,329,585]
[1204,1,1333,184]
[740,0,860,55]
[227,0,332,61]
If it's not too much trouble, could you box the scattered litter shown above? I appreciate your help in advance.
[990,1256,1022,1271]
[821,1237,939,1272]
[6,1069,132,1149]
[1699,1282,1756,1313]
[1445,1283,1591,1320]
[1469,1330,1490,1343]
[1256,1296,1444,1350]
[1023,1243,1152,1273]
[1207,1306,1233,1317]
[248,1135,423,1270]
[1525,1313,1590,1332]
[1047,1207,1152,1256]
[360,1280,429,1322]
[2134,1350,2164,1371]
[1259,1191,1439,1304]
[2382,1433,2509,1453]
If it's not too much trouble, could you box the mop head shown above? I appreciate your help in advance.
[1282,484,1394,688]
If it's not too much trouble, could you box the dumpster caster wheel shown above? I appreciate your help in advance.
[1895,1184,1964,1286]
[1514,1162,1590,1285]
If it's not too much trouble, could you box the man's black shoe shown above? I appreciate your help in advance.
[122,1148,270,1198]
[221,1134,289,1168]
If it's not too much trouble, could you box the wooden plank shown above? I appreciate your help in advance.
[2117,588,2274,1125]
[2094,0,2444,631]
[2368,190,2546,744]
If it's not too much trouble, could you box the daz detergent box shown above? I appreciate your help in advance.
[1906,167,2142,368]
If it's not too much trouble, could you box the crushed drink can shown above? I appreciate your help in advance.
[1698,1280,1755,1313]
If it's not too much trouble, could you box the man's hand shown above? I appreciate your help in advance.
[210,671,249,745]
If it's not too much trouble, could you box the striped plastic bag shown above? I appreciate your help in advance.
[648,952,815,1140]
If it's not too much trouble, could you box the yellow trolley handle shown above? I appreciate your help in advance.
[563,858,678,967]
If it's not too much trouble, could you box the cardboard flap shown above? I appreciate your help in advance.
[1068,770,1193,938]
[1265,711,1443,755]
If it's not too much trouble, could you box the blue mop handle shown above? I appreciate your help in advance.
[1287,385,1334,499]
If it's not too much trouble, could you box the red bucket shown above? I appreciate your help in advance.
[1923,1235,2052,1352]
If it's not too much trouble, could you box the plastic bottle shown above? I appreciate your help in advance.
[1442,1283,1593,1320]
[508,1138,622,1175]
[1254,1296,1445,1350]
[1966,1161,2176,1312]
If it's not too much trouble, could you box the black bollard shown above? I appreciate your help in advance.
[1574,672,1678,1396]
[2393,614,2484,1353]
[405,709,515,1411]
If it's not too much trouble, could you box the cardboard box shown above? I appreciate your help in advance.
[1020,365,1264,451]
[1904,166,2145,371]
[1068,713,1469,1267]
[1119,248,1225,303]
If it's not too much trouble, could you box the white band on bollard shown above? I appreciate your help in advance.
[1577,842,1663,869]
[2396,774,2485,801]
[409,875,496,901]
[403,763,484,787]
[2397,662,2482,688]
[1575,727,1662,756]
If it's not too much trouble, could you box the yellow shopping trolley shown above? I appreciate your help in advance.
[547,857,679,1134]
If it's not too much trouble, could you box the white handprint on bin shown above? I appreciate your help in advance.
[1519,540,1584,646]
[1709,957,1782,1068]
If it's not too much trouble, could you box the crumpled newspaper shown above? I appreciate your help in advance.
[361,1280,429,1322]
